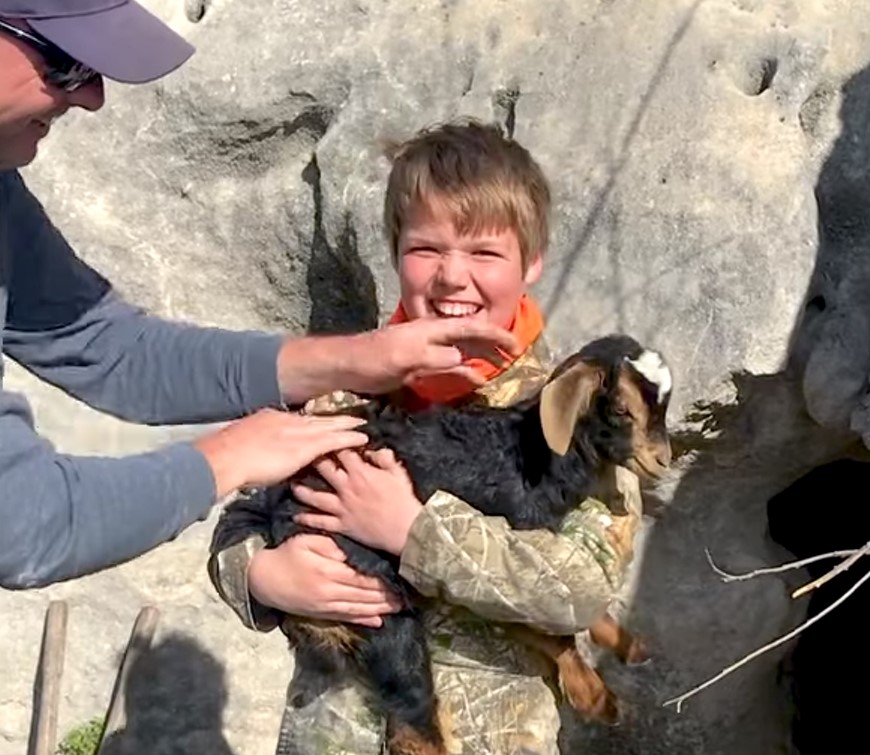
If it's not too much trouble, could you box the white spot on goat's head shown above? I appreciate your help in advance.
[627,350,672,404]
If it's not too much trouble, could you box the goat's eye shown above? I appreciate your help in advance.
[614,404,628,416]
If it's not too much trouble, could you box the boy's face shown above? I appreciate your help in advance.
[397,202,543,330]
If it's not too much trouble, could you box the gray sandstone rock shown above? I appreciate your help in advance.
[4,1,870,754]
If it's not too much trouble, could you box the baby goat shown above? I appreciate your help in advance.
[210,333,673,755]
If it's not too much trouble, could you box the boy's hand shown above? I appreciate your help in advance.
[248,534,402,628]
[292,449,423,556]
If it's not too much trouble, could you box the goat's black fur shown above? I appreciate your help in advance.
[210,333,671,753]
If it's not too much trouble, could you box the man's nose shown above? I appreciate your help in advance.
[66,75,105,112]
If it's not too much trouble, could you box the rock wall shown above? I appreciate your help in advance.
[3,1,870,753]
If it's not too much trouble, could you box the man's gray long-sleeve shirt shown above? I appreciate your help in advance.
[0,170,285,589]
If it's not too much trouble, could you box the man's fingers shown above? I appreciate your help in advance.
[408,363,487,385]
[291,485,343,516]
[302,414,368,429]
[431,318,520,356]
[305,430,369,462]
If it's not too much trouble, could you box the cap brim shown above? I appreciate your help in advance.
[29,1,194,84]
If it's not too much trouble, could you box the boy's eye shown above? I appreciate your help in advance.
[472,249,502,258]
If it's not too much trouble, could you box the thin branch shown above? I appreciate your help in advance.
[663,565,870,713]
[791,540,870,599]
[705,546,860,583]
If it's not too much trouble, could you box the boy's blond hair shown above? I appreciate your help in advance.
[383,118,551,270]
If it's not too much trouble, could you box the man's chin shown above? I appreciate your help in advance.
[0,140,40,170]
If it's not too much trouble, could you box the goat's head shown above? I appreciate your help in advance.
[539,334,673,480]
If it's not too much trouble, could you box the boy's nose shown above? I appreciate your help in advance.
[436,252,471,288]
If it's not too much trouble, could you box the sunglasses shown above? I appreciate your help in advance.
[0,19,99,92]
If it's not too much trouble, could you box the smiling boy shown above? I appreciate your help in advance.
[208,118,644,755]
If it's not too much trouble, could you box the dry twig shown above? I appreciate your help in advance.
[663,565,870,713]
[791,540,870,599]
[705,546,860,583]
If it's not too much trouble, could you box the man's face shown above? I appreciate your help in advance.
[396,200,543,330]
[0,19,104,170]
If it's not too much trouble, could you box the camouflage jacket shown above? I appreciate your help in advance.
[207,335,644,755]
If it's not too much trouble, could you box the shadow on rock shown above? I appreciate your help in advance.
[98,632,237,755]
[563,62,870,755]
[302,154,379,335]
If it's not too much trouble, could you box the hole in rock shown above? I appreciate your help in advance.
[767,458,870,754]
[739,56,779,96]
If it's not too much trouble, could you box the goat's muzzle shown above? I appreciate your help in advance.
[626,437,672,480]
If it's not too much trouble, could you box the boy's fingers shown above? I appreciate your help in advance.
[300,533,348,561]
[350,616,384,629]
[331,584,400,606]
[364,448,397,470]
[292,485,343,516]
[335,448,368,474]
[326,602,398,620]
[312,457,348,488]
[294,512,343,533]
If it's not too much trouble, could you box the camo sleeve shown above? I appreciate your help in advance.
[398,467,643,636]
[207,533,279,631]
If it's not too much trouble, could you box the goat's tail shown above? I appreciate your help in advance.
[358,610,448,755]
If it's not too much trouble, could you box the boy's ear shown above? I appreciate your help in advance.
[524,253,543,285]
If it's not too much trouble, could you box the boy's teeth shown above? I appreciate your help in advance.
[433,302,481,316]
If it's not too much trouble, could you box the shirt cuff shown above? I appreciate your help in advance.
[240,333,285,412]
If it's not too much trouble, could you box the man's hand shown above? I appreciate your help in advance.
[248,534,402,628]
[194,408,368,499]
[276,316,521,404]
[292,448,423,556]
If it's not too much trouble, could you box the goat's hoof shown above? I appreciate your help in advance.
[586,690,621,727]
[562,682,621,726]
[623,638,651,666]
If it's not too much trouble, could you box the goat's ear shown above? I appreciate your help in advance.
[539,360,605,455]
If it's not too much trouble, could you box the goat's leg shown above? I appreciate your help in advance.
[506,626,620,725]
[358,611,448,755]
[588,612,649,665]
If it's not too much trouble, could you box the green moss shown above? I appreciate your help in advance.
[56,717,104,755]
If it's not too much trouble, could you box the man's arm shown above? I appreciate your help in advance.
[0,387,216,589]
[4,171,283,424]
[4,170,520,423]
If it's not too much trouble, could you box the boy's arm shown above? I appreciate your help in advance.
[207,534,279,631]
[398,467,643,636]
[206,480,290,632]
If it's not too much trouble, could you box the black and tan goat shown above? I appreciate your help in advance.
[210,333,673,755]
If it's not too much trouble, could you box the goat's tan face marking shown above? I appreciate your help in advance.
[616,367,672,479]
[628,349,671,404]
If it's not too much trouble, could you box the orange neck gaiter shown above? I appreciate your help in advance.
[388,293,544,408]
